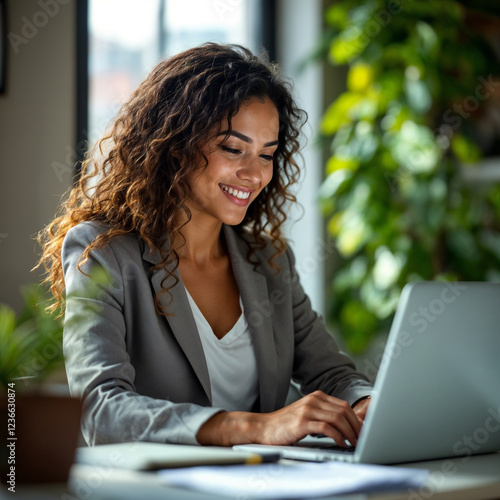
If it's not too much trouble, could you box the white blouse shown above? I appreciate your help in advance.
[184,288,259,412]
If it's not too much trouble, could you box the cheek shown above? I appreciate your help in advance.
[264,166,274,187]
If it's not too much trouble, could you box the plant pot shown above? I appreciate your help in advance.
[1,391,82,485]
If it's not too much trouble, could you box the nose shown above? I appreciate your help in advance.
[237,155,264,186]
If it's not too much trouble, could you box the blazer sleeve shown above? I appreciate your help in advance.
[285,246,374,406]
[61,223,222,446]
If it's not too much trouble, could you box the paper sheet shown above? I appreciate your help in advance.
[159,461,428,499]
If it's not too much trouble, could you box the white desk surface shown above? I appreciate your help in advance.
[10,452,500,500]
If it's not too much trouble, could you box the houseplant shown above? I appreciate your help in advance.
[0,284,65,388]
[1,284,81,486]
[318,0,500,354]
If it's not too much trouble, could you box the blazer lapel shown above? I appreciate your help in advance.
[223,226,279,413]
[142,243,212,404]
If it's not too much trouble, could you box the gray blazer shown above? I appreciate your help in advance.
[62,221,372,446]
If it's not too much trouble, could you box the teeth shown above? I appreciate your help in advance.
[221,185,250,200]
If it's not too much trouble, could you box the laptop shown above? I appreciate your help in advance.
[235,281,500,464]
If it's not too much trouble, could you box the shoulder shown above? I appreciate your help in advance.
[62,221,143,263]
[64,220,111,245]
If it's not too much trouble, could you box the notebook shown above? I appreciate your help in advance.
[235,281,500,464]
[76,442,278,470]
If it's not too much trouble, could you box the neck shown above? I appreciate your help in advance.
[173,214,225,265]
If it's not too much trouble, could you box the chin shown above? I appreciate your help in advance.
[217,209,248,226]
[222,216,246,226]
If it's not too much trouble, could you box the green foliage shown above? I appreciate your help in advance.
[320,0,500,353]
[0,285,64,390]
[0,265,115,390]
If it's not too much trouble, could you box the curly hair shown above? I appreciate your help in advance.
[37,43,307,315]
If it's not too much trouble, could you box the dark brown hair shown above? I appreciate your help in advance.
[37,43,306,314]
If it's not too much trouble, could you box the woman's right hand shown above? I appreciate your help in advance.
[196,390,362,448]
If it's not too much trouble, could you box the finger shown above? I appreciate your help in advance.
[301,393,362,442]
[305,422,351,448]
[300,407,359,446]
[323,399,362,439]
[327,415,358,446]
[310,392,363,435]
[343,405,362,436]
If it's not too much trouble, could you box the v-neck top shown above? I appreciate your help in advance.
[184,287,259,411]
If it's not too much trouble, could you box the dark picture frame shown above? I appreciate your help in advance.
[0,0,6,93]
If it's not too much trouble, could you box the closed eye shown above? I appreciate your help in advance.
[260,154,274,162]
[220,145,242,155]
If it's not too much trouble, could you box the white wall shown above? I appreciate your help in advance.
[277,0,326,314]
[0,0,75,310]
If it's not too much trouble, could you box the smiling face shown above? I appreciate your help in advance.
[186,96,280,227]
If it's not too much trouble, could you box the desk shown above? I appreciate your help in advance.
[10,452,500,500]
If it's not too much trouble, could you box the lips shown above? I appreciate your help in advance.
[219,183,255,207]
[220,184,251,200]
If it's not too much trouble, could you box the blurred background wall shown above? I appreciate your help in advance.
[0,0,75,310]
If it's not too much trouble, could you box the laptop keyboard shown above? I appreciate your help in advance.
[294,441,356,453]
[293,438,356,454]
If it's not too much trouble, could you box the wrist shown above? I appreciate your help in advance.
[196,411,262,446]
[352,395,371,408]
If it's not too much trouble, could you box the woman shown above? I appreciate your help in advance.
[38,43,372,447]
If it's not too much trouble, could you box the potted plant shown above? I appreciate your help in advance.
[318,0,500,356]
[1,285,81,487]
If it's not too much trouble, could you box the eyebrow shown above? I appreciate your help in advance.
[218,130,279,148]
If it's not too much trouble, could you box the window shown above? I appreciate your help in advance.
[86,0,264,145]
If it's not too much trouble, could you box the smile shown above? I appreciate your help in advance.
[220,184,251,200]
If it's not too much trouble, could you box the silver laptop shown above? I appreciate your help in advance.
[235,282,500,464]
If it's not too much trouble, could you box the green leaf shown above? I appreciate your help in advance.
[0,305,16,337]
[450,134,482,163]
[340,301,378,354]
[336,209,370,257]
[389,121,441,174]
[329,27,367,64]
[325,3,349,29]
[415,22,439,59]
[405,79,433,114]
[0,283,65,389]
[347,63,374,92]
[321,93,363,135]
[319,169,354,203]
[325,155,360,175]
